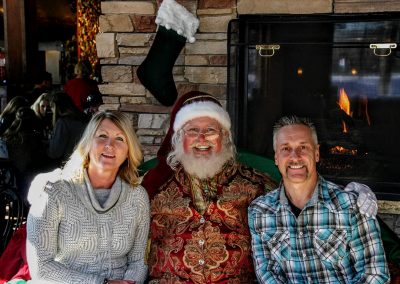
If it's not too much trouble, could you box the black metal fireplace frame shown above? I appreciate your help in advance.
[227,13,400,200]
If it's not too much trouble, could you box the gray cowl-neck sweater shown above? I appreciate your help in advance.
[26,170,150,284]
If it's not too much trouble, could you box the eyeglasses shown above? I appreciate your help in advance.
[182,126,221,140]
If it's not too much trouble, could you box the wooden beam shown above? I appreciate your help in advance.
[3,0,38,97]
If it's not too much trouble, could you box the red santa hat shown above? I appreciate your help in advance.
[173,94,231,132]
[141,91,230,198]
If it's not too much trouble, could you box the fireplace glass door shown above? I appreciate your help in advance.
[228,14,400,199]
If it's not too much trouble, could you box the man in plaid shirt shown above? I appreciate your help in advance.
[248,115,390,283]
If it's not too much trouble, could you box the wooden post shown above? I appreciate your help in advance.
[3,0,38,98]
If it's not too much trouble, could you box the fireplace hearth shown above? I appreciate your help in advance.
[228,13,400,200]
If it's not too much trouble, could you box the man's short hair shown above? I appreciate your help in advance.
[272,115,318,151]
[35,71,52,84]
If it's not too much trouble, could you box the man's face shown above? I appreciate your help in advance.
[182,116,223,158]
[274,124,319,187]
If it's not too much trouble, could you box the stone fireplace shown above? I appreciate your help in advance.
[96,0,400,236]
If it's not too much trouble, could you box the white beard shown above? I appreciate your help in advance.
[176,144,233,179]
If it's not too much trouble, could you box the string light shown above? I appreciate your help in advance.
[297,67,303,76]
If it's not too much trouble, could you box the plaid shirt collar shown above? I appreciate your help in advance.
[277,175,340,213]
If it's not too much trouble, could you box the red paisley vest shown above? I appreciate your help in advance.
[148,160,276,284]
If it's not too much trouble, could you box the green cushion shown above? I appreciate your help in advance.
[236,150,281,182]
[6,280,27,284]
[138,158,159,176]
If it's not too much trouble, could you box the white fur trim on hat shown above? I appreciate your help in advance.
[155,0,199,43]
[173,101,231,132]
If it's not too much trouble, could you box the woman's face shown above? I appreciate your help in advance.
[39,100,50,117]
[88,118,129,174]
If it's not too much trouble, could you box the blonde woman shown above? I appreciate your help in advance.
[27,111,149,284]
[31,93,51,120]
[31,92,52,140]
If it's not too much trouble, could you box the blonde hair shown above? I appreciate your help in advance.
[63,110,143,186]
[74,61,90,78]
[31,93,51,118]
[0,96,29,120]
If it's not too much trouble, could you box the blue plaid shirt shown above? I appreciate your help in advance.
[248,176,390,284]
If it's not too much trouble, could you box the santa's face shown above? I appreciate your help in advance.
[174,117,233,179]
[182,117,223,158]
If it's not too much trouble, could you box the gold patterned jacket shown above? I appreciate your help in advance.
[148,159,276,284]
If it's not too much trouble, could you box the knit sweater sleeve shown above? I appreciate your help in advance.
[123,185,150,284]
[26,178,103,284]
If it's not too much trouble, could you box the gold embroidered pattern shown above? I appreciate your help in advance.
[149,160,275,283]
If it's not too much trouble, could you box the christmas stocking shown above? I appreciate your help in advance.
[137,0,199,106]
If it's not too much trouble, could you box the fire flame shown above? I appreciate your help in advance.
[337,88,352,133]
[329,146,357,155]
[330,88,371,156]
[338,88,351,115]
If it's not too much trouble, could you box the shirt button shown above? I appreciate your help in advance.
[299,231,303,236]
[200,217,205,223]
[199,239,205,246]
[303,253,307,258]
[199,259,205,265]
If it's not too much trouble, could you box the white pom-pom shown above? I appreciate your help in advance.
[155,0,199,43]
[188,37,195,43]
